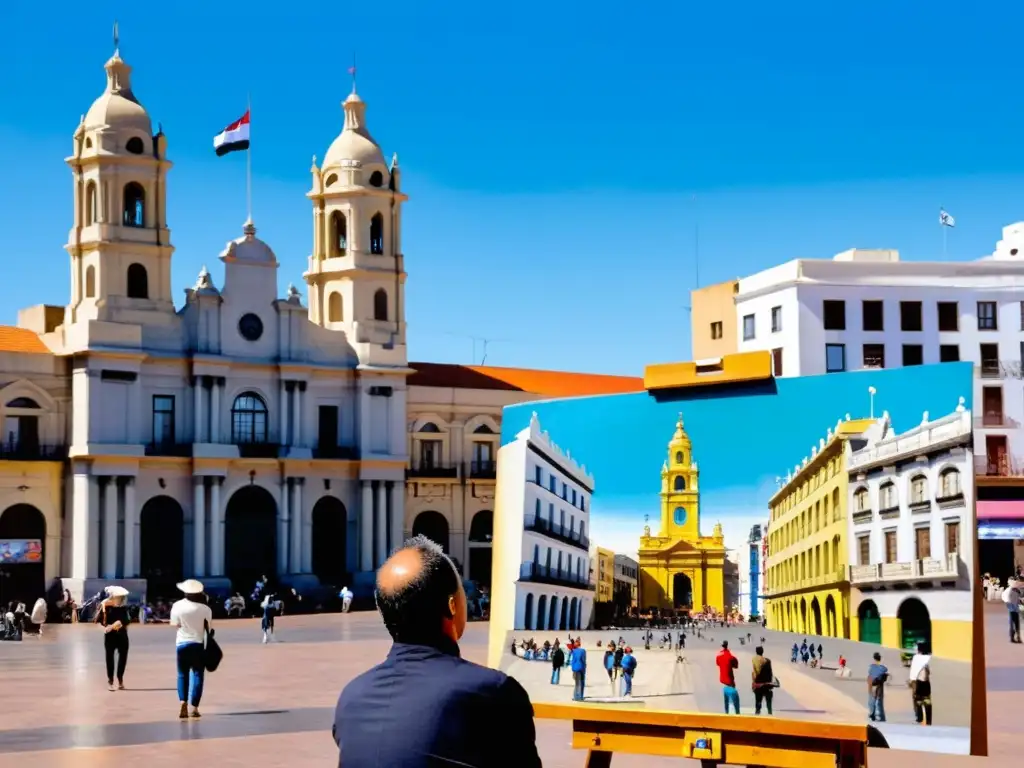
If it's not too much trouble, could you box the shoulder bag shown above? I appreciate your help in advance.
[204,627,224,672]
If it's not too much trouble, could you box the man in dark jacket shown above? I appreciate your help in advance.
[333,535,541,767]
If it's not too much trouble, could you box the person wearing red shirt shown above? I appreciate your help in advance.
[716,641,741,714]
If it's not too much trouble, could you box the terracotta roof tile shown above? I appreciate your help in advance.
[0,326,50,355]
[408,362,643,398]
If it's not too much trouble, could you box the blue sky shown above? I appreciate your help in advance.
[1,4,1022,374]
[500,363,974,557]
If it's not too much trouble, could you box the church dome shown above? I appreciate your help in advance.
[83,52,153,134]
[321,90,387,171]
[220,220,277,264]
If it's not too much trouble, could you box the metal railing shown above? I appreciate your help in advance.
[849,553,959,584]
[468,460,496,479]
[524,514,590,550]
[975,455,1024,477]
[0,442,68,461]
[406,462,459,479]
[519,561,593,590]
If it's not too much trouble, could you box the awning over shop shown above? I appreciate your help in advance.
[976,500,1024,521]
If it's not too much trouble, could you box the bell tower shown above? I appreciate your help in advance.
[660,414,700,541]
[304,77,408,367]
[64,36,175,328]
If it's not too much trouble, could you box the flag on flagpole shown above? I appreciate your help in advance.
[214,111,250,156]
[939,209,956,228]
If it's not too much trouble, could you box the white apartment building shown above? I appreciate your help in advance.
[845,403,974,661]
[491,413,594,633]
[728,233,1024,480]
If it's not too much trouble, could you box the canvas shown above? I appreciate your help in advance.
[486,362,981,756]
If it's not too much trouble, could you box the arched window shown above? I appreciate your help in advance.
[126,263,149,299]
[854,487,870,513]
[879,481,897,510]
[373,288,388,321]
[125,137,145,155]
[370,213,384,255]
[327,292,343,322]
[122,182,145,228]
[910,475,928,505]
[473,424,495,434]
[6,398,40,408]
[419,422,440,433]
[85,265,96,298]
[85,181,97,226]
[325,173,338,187]
[231,392,268,444]
[331,211,347,256]
[673,506,687,525]
[673,475,686,491]
[369,170,384,188]
[939,468,962,499]
[675,451,683,464]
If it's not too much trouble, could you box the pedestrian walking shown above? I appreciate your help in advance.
[261,593,276,643]
[1002,579,1022,643]
[551,641,564,685]
[620,646,637,697]
[716,641,741,714]
[339,585,353,613]
[570,642,587,701]
[908,644,932,726]
[866,652,888,722]
[170,579,213,719]
[96,586,131,691]
[751,646,774,715]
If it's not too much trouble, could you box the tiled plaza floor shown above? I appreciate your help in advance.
[0,602,1018,766]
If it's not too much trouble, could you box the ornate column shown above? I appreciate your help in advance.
[210,378,223,443]
[389,481,404,557]
[70,469,92,579]
[375,481,388,567]
[360,481,374,572]
[290,478,303,573]
[292,382,304,447]
[193,376,205,443]
[280,381,291,445]
[210,477,223,575]
[277,478,291,575]
[192,476,206,577]
[123,478,137,578]
[101,477,118,579]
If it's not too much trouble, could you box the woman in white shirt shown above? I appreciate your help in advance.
[169,579,213,719]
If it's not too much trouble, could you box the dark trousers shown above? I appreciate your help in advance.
[754,687,773,715]
[912,681,932,725]
[1010,611,1020,642]
[572,671,586,701]
[104,632,129,683]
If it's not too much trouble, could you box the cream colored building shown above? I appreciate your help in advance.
[690,280,739,361]
[0,43,643,605]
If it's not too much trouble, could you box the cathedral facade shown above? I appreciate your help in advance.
[637,416,728,614]
[0,44,643,605]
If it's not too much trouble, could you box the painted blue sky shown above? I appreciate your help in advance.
[501,363,975,558]
[1,5,1021,374]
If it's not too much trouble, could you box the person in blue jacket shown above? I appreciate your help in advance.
[620,647,637,697]
[570,642,587,701]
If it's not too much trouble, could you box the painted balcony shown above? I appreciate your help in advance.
[848,553,959,585]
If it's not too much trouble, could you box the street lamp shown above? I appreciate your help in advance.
[868,386,877,419]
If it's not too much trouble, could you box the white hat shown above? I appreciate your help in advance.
[177,579,205,595]
[105,585,129,598]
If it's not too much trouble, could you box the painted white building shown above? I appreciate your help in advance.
[728,239,1024,477]
[845,401,974,660]
[491,413,594,632]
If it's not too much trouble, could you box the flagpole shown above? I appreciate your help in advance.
[246,93,253,223]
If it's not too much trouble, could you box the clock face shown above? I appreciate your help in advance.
[238,313,264,342]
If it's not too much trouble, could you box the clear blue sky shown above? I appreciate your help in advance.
[1,3,1022,375]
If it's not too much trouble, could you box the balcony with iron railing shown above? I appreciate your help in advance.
[519,561,593,590]
[524,514,590,551]
[975,454,1024,478]
[406,461,459,479]
[848,553,960,585]
[0,442,69,462]
[468,460,497,479]
[976,360,1023,380]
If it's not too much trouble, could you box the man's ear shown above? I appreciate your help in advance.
[446,595,456,619]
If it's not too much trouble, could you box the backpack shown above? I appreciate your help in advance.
[626,656,638,673]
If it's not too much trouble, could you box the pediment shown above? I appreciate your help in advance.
[640,536,699,556]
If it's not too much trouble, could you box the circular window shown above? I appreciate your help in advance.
[368,170,384,188]
[125,137,145,155]
[673,506,687,526]
[238,313,264,341]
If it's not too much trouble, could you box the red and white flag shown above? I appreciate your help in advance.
[214,111,250,156]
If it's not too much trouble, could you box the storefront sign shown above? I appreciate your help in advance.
[978,522,1024,540]
[0,539,42,564]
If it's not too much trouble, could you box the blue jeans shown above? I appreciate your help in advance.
[722,685,740,714]
[868,694,885,721]
[176,642,206,706]
[621,672,633,696]
[573,671,586,701]
[1009,609,1020,641]
[551,667,561,685]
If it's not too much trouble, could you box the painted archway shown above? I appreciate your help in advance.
[858,599,882,645]
[898,597,932,653]
[799,597,808,633]
[825,595,838,637]
[467,509,493,587]
[311,496,347,586]
[139,496,184,597]
[548,595,558,630]
[810,597,823,636]
[536,594,548,631]
[559,596,568,630]
[224,485,278,589]
[569,597,579,630]
[523,592,534,631]
[673,572,693,609]
[412,511,449,553]
[0,504,46,603]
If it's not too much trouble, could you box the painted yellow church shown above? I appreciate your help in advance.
[638,415,727,614]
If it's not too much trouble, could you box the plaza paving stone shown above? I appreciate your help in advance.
[0,602,1017,767]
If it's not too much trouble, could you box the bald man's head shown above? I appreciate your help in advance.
[375,535,466,645]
